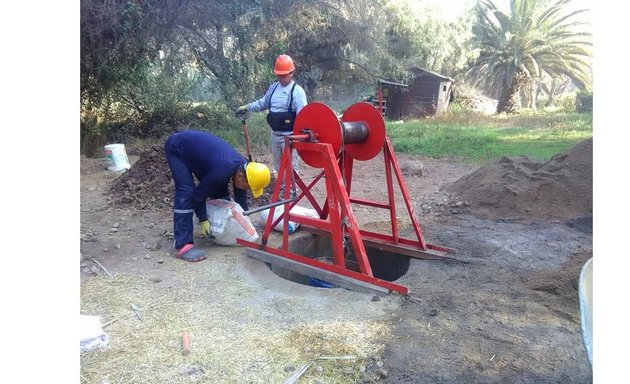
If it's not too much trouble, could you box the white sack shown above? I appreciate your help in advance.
[80,315,109,352]
[259,205,319,234]
[205,199,258,245]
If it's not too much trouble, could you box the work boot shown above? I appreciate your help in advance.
[175,244,207,262]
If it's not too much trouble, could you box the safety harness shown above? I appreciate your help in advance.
[266,82,297,132]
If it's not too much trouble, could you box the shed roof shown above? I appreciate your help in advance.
[409,66,454,82]
[378,79,409,88]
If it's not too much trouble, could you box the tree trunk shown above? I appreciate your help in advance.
[496,69,527,114]
[528,78,539,111]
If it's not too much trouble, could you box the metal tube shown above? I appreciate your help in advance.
[341,121,369,144]
[242,197,298,216]
[288,133,311,140]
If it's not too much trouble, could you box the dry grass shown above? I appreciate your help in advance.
[80,256,396,383]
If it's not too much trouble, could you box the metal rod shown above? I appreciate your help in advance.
[288,133,312,141]
[242,197,298,216]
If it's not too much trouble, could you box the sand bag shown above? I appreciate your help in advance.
[259,205,319,234]
[205,199,258,245]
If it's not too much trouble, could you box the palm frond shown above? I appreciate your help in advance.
[468,0,592,112]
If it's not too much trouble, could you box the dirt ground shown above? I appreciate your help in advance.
[80,138,592,383]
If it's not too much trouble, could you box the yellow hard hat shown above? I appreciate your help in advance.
[245,162,271,198]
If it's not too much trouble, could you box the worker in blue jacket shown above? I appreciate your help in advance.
[164,129,271,262]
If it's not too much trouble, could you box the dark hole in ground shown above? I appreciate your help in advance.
[270,234,410,288]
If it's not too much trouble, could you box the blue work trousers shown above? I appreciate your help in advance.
[164,138,196,250]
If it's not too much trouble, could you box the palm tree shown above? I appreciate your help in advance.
[467,0,592,114]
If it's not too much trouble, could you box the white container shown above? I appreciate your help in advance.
[578,257,593,365]
[104,143,131,172]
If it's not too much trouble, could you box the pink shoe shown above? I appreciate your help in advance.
[175,244,207,262]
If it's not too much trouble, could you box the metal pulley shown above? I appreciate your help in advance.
[292,102,386,168]
[238,100,454,295]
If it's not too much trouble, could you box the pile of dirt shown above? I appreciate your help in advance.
[108,146,276,211]
[444,138,592,222]
[452,83,498,115]
[108,146,173,211]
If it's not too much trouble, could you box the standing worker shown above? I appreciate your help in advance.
[164,129,271,262]
[236,54,308,175]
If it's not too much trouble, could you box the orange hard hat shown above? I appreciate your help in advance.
[273,54,295,75]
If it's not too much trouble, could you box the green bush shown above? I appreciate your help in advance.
[575,90,593,113]
[80,115,107,158]
[80,99,251,156]
[128,102,238,139]
[555,93,577,113]
[217,111,271,154]
[80,96,135,157]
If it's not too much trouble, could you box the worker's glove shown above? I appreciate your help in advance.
[235,105,248,116]
[199,220,211,238]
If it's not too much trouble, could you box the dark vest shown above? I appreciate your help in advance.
[266,82,297,132]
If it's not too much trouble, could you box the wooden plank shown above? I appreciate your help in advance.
[245,248,390,295]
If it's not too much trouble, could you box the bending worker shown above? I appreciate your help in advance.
[164,129,271,262]
[236,54,308,174]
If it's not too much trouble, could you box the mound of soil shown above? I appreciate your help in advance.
[108,146,173,211]
[444,138,592,222]
[108,146,276,211]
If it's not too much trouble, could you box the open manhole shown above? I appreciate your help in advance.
[269,234,410,288]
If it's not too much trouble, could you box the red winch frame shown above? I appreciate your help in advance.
[237,102,454,295]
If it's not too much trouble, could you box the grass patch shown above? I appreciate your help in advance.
[124,108,592,166]
[386,109,592,163]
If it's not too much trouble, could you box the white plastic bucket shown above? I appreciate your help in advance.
[104,144,131,172]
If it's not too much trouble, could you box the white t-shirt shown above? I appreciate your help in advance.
[248,81,308,114]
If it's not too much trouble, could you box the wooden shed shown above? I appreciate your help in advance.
[374,67,454,120]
